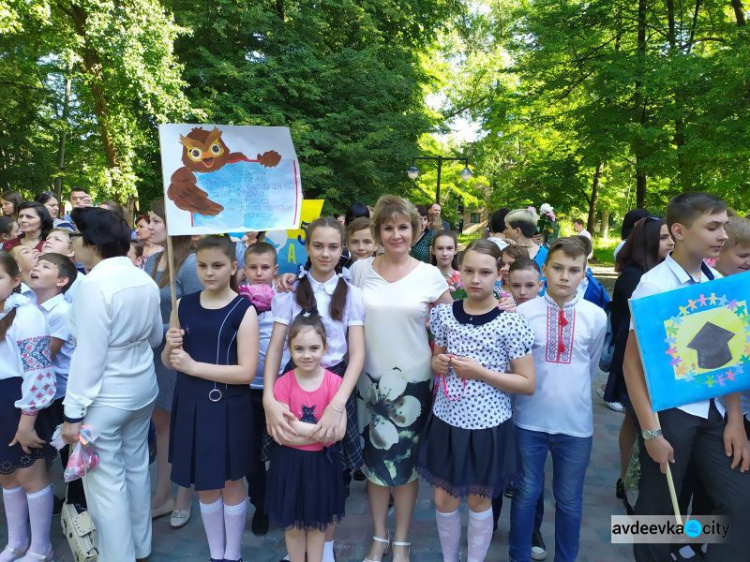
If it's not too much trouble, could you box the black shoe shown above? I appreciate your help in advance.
[344,482,351,499]
[616,478,626,500]
[388,493,394,508]
[251,509,269,536]
[53,495,65,516]
[531,530,547,561]
[504,487,514,499]
[353,469,366,481]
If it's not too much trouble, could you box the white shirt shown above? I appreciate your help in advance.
[38,294,74,399]
[253,308,289,389]
[0,298,56,413]
[272,272,364,368]
[514,293,607,438]
[741,391,750,421]
[64,257,162,420]
[630,253,724,419]
[488,236,508,251]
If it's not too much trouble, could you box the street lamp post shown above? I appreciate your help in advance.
[406,155,471,204]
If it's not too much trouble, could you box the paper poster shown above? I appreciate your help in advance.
[158,124,303,235]
[630,271,750,412]
[263,200,325,274]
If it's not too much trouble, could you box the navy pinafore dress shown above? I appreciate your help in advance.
[169,292,255,491]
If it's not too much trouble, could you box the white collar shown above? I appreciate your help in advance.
[308,273,340,296]
[38,293,65,312]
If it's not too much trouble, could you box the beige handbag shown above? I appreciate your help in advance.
[60,490,98,562]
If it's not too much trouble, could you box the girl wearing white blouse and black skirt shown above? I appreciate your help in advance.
[416,240,536,562]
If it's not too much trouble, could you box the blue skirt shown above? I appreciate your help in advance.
[416,413,519,499]
[266,445,345,531]
[0,378,56,475]
[169,380,254,491]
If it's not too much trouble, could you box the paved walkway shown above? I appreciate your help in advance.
[2,370,634,562]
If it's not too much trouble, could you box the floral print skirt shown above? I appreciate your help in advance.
[357,367,432,487]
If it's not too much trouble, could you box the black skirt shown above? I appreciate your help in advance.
[0,378,57,475]
[266,445,345,531]
[416,413,519,499]
[169,381,255,491]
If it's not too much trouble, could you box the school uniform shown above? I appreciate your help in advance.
[629,254,750,562]
[169,292,255,491]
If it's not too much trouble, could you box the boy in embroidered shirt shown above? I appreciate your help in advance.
[624,194,750,562]
[509,237,607,562]
[239,241,286,536]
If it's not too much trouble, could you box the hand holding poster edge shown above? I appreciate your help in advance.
[628,270,750,524]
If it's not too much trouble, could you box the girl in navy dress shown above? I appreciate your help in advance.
[266,311,346,562]
[416,240,536,562]
[0,252,57,562]
[162,236,259,562]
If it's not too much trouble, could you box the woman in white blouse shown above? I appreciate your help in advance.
[350,196,452,562]
[61,207,162,562]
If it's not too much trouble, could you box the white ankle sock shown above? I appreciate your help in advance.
[467,507,493,562]
[199,497,225,560]
[436,509,461,562]
[1,487,28,560]
[322,540,335,562]
[25,486,53,557]
[223,500,247,561]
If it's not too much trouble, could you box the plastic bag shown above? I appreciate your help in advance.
[51,425,100,482]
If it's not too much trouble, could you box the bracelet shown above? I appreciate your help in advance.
[330,403,345,414]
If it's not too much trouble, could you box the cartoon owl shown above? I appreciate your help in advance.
[167,127,282,216]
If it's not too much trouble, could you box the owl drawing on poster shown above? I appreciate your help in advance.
[167,127,282,216]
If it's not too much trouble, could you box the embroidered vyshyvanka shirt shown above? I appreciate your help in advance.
[514,294,607,438]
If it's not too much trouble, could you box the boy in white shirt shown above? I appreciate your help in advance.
[240,241,287,536]
[27,252,85,506]
[509,237,607,562]
[624,193,750,561]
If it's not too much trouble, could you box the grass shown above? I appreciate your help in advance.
[592,237,619,267]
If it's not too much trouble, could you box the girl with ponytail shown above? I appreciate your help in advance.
[263,217,365,562]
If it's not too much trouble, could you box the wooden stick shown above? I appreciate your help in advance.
[166,234,180,330]
[653,411,683,525]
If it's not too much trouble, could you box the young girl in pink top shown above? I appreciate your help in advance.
[266,311,346,562]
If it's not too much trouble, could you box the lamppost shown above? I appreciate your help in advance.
[406,156,472,205]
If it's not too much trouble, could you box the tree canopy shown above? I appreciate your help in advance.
[1,0,748,224]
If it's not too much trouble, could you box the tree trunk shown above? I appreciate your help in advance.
[666,0,689,190]
[731,0,746,26]
[68,5,122,178]
[587,162,603,233]
[601,208,610,239]
[54,72,71,200]
[634,0,648,208]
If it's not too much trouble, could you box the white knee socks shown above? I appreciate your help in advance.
[223,500,247,562]
[25,485,53,557]
[0,487,28,561]
[199,497,225,560]
[467,507,493,562]
[436,509,461,562]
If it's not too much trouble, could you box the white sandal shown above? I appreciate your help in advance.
[0,544,29,562]
[391,541,411,562]
[362,533,390,562]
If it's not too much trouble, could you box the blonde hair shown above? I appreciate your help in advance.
[725,216,750,248]
[371,195,421,245]
[505,208,539,239]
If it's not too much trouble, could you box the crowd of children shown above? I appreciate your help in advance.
[1,189,750,562]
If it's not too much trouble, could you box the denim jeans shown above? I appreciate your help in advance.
[509,428,592,562]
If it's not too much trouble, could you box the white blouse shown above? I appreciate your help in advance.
[0,297,56,414]
[64,257,162,420]
[514,293,607,438]
[271,272,364,368]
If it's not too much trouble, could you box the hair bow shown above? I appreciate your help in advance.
[3,293,30,313]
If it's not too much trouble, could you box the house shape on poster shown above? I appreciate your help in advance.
[686,322,735,370]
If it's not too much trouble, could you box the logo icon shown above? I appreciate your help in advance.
[684,519,702,538]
